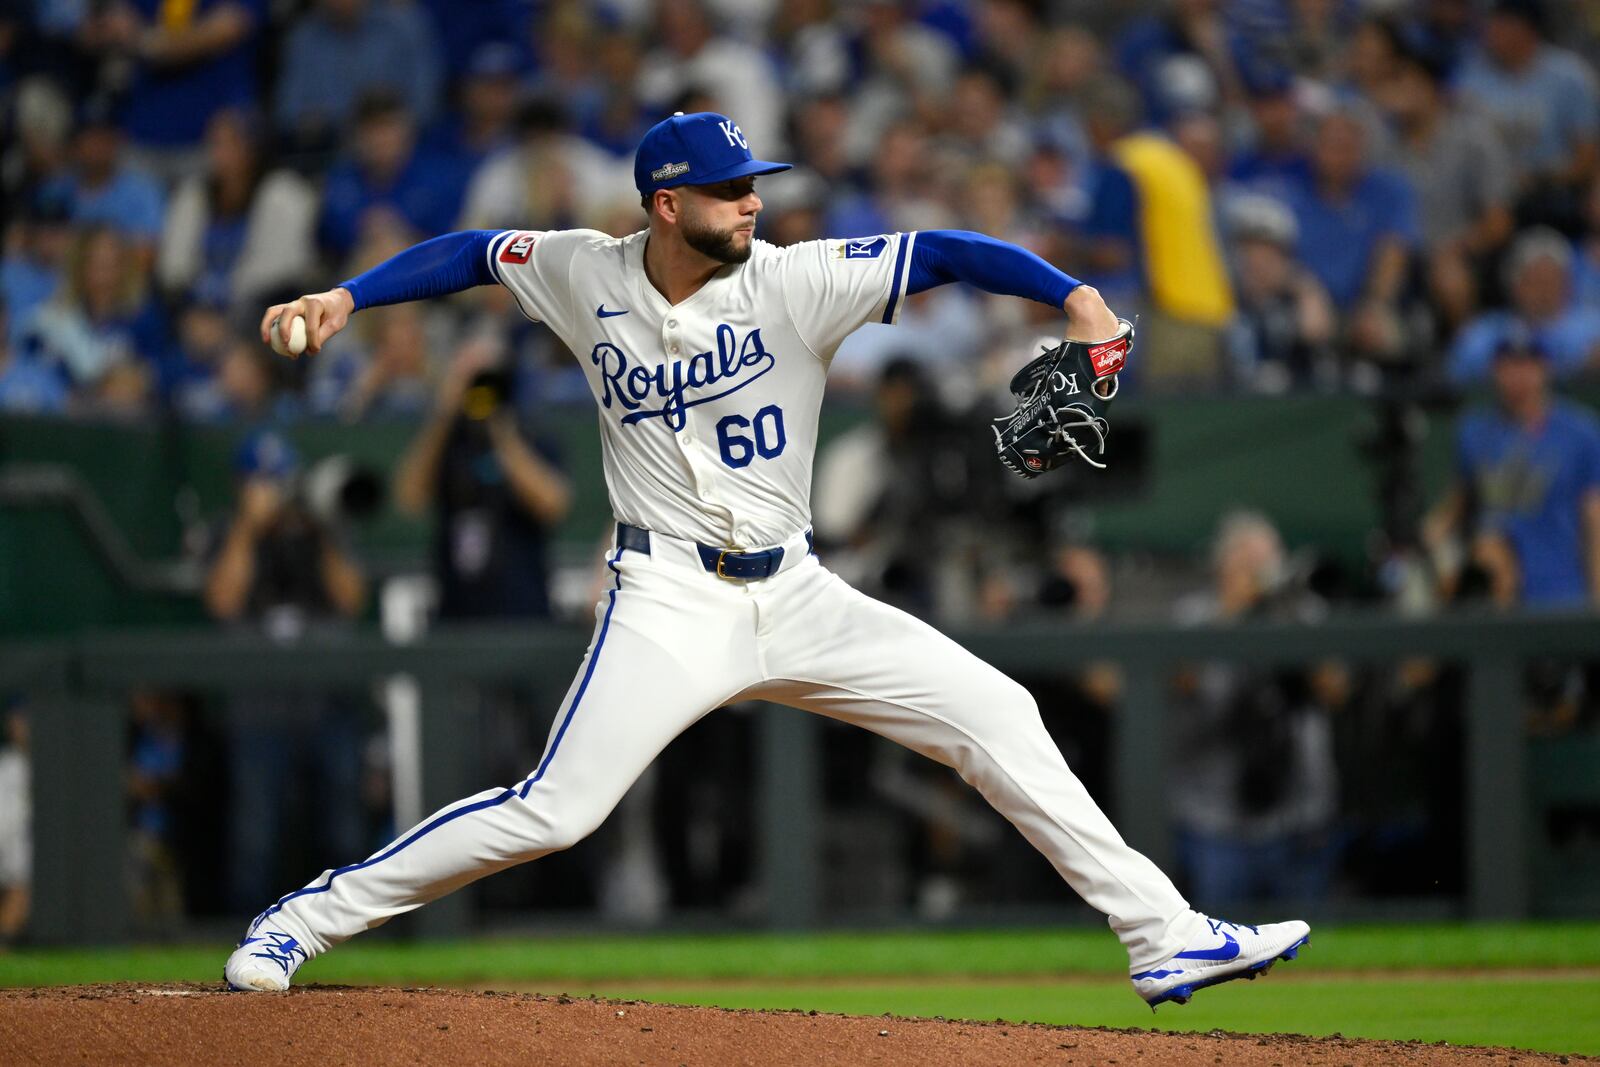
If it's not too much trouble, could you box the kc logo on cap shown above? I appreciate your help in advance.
[634,111,792,195]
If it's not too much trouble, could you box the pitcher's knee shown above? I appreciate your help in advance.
[504,792,608,856]
[993,677,1041,722]
[943,680,1048,783]
[540,813,604,853]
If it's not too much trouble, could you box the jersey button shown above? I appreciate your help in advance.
[669,343,680,354]
[666,318,678,329]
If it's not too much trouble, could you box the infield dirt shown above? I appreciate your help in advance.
[1,983,1590,1066]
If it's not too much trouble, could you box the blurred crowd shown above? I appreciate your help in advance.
[5,0,1600,420]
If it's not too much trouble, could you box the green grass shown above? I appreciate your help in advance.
[544,979,1593,1062]
[550,977,1600,1057]
[6,922,1600,986]
[3,923,1599,1055]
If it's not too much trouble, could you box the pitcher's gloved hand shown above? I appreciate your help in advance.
[992,318,1132,478]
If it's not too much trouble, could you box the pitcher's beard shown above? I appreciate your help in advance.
[682,217,753,263]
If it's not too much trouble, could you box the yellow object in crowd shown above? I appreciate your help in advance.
[1113,132,1234,327]
[160,0,198,31]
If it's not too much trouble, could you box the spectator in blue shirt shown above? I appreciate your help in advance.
[1228,61,1309,200]
[1429,331,1600,609]
[1283,108,1417,364]
[275,0,442,154]
[1449,228,1600,384]
[1375,33,1516,337]
[821,119,951,239]
[0,298,69,415]
[414,0,531,82]
[42,98,165,254]
[418,42,522,227]
[319,93,463,263]
[20,225,168,414]
[572,28,652,159]
[1061,78,1143,308]
[164,295,235,421]
[307,302,436,422]
[1455,0,1598,198]
[212,336,301,424]
[1574,175,1600,310]
[0,188,74,348]
[91,0,265,151]
[1113,0,1242,128]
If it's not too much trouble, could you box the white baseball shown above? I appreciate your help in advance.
[271,314,308,357]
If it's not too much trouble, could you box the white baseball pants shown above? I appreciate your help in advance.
[254,528,1203,970]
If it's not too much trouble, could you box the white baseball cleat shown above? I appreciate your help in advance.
[223,920,311,992]
[1131,916,1310,1008]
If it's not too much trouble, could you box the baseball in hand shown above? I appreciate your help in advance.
[271,314,308,357]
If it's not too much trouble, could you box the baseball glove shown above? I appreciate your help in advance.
[991,318,1133,478]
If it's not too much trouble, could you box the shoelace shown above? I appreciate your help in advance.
[1207,918,1260,937]
[248,931,307,975]
[1047,407,1109,469]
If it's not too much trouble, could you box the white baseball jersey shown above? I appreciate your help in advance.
[483,227,918,548]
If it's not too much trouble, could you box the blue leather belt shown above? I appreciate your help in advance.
[615,523,811,581]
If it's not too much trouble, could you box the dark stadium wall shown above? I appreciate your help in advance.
[3,388,1598,637]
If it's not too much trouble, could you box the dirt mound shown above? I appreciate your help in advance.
[0,984,1587,1066]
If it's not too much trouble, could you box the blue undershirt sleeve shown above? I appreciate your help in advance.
[905,229,1081,309]
[337,230,505,311]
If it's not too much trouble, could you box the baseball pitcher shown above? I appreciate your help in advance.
[227,113,1308,1008]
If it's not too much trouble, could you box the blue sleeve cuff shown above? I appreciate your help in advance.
[906,229,1081,309]
[339,230,506,311]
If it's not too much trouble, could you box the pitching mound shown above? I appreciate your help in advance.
[0,984,1588,1066]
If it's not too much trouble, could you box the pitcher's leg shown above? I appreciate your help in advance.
[758,565,1203,969]
[251,574,745,957]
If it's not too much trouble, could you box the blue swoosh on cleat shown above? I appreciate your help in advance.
[1173,931,1240,961]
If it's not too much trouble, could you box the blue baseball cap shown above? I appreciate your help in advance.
[634,111,791,195]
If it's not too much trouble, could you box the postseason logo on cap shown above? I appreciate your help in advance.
[634,111,793,194]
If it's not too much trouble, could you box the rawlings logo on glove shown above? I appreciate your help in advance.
[992,318,1132,478]
[1087,335,1129,377]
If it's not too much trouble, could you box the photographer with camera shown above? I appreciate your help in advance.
[205,432,367,630]
[394,338,571,620]
[1169,512,1346,906]
[203,429,369,911]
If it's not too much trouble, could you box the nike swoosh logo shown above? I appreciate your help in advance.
[597,305,629,318]
[1173,931,1240,962]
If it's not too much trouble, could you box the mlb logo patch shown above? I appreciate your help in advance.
[499,232,536,264]
[839,236,888,260]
